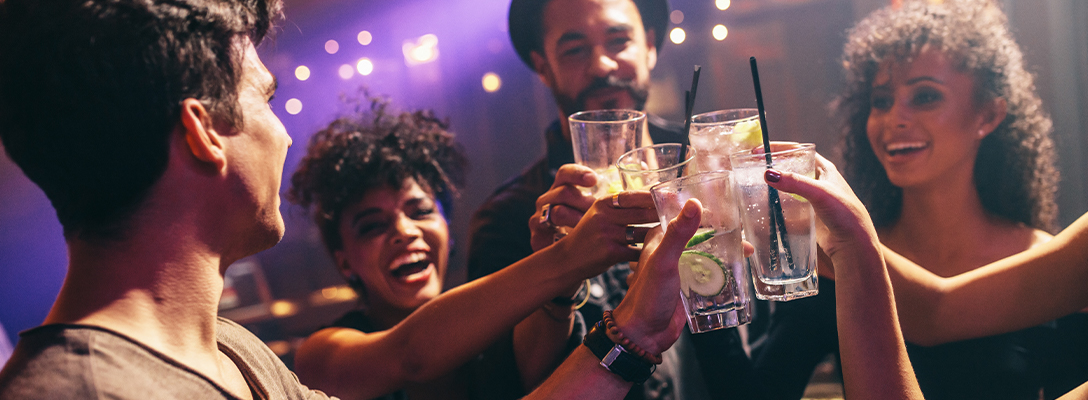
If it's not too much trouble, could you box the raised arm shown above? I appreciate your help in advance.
[884,213,1088,346]
[526,198,700,399]
[765,153,922,400]
[295,186,655,400]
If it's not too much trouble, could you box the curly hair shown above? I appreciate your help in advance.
[835,0,1058,232]
[289,96,468,256]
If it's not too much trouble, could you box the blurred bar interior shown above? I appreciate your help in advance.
[2,0,1086,371]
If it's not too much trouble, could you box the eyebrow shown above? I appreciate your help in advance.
[607,24,633,35]
[905,76,943,85]
[556,32,587,47]
[347,197,431,226]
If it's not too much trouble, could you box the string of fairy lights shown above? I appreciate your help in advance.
[281,0,734,116]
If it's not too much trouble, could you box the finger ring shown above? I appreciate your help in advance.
[625,226,637,245]
[612,193,622,208]
[540,204,556,229]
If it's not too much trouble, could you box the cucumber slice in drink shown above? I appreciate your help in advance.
[679,250,729,296]
[685,229,716,248]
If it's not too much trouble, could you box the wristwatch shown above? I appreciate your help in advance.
[582,320,655,383]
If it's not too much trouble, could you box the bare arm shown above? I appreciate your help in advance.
[766,153,922,399]
[295,187,657,400]
[884,213,1088,346]
[527,198,700,399]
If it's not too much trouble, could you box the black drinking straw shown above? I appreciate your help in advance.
[749,57,794,271]
[677,65,701,176]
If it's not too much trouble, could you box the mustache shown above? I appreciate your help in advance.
[574,76,647,106]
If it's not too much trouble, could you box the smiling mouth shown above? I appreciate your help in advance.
[885,141,928,157]
[390,252,432,279]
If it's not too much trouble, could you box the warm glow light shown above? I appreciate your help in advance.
[356,58,374,75]
[712,24,729,41]
[403,34,439,65]
[285,98,302,115]
[338,64,354,79]
[670,10,684,24]
[294,65,311,81]
[670,27,686,44]
[357,30,373,45]
[269,300,298,317]
[716,0,731,10]
[482,72,501,92]
[324,39,339,54]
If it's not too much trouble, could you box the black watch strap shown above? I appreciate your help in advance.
[582,321,655,383]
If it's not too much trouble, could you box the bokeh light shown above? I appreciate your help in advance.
[294,65,311,81]
[670,27,686,44]
[713,24,729,41]
[324,39,339,54]
[482,72,501,92]
[670,10,684,24]
[285,98,302,115]
[403,34,439,65]
[356,58,374,76]
[269,300,298,317]
[357,30,373,45]
[338,64,354,79]
[716,0,731,10]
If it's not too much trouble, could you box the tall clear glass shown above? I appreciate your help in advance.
[616,143,696,190]
[569,109,646,198]
[688,109,762,173]
[730,144,819,301]
[651,171,753,333]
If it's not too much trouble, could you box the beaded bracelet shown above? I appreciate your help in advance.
[601,310,663,365]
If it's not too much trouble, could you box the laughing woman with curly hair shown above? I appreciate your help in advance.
[836,0,1087,398]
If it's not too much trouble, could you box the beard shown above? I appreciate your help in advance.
[554,75,649,117]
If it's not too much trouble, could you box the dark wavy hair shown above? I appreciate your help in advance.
[289,96,468,257]
[0,0,282,240]
[836,0,1058,231]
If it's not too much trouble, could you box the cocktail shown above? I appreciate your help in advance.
[730,144,818,301]
[688,109,762,173]
[569,110,645,198]
[616,143,695,190]
[650,171,752,332]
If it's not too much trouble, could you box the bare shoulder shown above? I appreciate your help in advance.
[1029,228,1054,247]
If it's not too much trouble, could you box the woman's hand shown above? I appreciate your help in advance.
[531,164,659,275]
[763,153,879,264]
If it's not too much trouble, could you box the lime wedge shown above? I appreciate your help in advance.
[686,229,716,248]
[679,250,730,296]
[732,119,763,149]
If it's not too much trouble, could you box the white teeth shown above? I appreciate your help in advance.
[392,252,428,269]
[886,142,927,152]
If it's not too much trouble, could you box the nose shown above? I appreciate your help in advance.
[890,98,911,131]
[588,46,619,78]
[390,214,422,245]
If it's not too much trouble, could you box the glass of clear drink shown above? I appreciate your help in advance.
[729,144,818,301]
[616,143,696,190]
[569,109,646,198]
[650,171,753,333]
[688,109,762,173]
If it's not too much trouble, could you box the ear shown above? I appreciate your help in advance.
[976,96,1008,139]
[645,28,658,71]
[333,250,352,279]
[530,50,556,88]
[180,98,227,171]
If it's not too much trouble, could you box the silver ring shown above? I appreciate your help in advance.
[625,226,637,245]
[540,203,556,230]
[612,193,622,208]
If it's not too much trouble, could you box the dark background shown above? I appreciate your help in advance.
[2,0,1086,355]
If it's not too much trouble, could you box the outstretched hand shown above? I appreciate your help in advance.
[610,199,702,356]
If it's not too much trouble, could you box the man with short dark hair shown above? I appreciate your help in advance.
[0,1,329,398]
